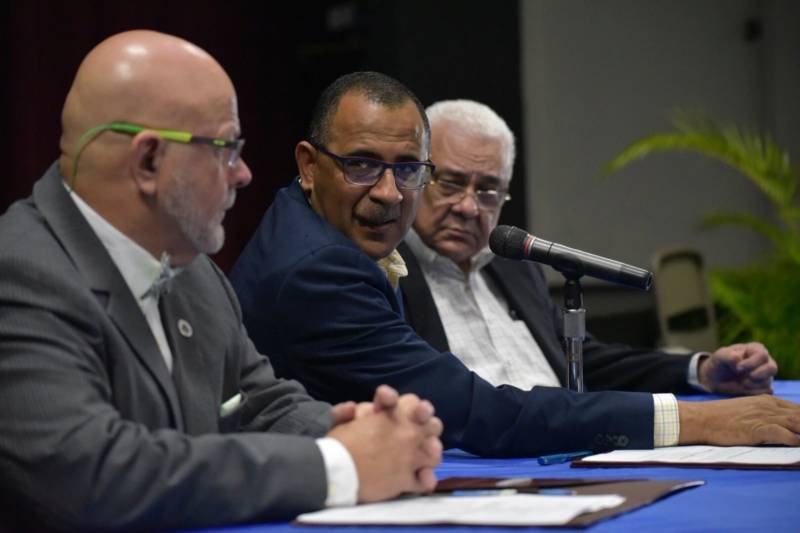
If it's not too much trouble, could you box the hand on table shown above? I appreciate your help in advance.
[698,342,777,395]
[678,394,800,446]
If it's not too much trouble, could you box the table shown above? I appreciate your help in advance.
[200,381,800,532]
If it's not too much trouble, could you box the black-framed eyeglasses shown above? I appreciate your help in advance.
[70,121,246,186]
[429,173,511,210]
[312,143,435,190]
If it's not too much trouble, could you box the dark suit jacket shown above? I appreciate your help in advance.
[398,241,695,393]
[231,179,657,458]
[0,165,333,531]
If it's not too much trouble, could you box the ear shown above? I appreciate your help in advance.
[128,132,166,197]
[295,140,318,197]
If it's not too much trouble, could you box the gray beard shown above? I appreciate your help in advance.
[163,172,227,255]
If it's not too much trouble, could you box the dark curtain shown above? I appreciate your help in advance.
[1,0,524,272]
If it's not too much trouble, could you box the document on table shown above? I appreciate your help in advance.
[295,493,625,526]
[576,445,800,469]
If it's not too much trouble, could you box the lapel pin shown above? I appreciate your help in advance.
[177,319,193,338]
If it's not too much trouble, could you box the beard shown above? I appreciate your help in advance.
[163,171,234,255]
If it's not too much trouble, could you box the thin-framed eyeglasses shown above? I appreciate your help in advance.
[311,142,435,190]
[428,174,511,210]
[70,121,246,187]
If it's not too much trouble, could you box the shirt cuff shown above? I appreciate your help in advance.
[687,352,712,392]
[316,437,359,507]
[652,393,680,447]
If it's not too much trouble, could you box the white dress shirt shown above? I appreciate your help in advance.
[70,190,176,372]
[68,187,358,506]
[404,229,560,389]
[404,229,685,447]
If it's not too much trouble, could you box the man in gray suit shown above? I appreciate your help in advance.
[0,30,442,531]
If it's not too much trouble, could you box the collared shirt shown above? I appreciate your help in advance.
[376,249,408,290]
[404,228,681,447]
[68,186,358,506]
[405,228,560,389]
[69,189,176,373]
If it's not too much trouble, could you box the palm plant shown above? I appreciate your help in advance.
[606,114,800,378]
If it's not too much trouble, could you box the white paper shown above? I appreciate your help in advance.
[581,445,800,465]
[296,493,625,526]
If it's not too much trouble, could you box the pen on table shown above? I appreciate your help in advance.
[537,450,594,465]
[451,489,518,497]
[450,488,577,496]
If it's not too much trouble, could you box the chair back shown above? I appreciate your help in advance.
[651,247,718,352]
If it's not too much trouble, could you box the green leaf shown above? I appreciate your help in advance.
[698,211,786,247]
[607,114,797,209]
[607,112,800,378]
[710,263,800,378]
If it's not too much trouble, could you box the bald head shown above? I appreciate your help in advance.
[57,30,251,265]
[60,30,237,177]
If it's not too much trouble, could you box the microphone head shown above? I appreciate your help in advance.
[489,225,529,260]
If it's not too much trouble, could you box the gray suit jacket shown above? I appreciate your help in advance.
[0,164,333,531]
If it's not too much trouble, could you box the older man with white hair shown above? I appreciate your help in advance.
[401,98,778,399]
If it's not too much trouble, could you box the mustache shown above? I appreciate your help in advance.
[355,203,401,225]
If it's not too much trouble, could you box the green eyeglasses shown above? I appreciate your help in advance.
[70,121,246,186]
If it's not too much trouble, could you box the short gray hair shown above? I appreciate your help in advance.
[426,99,516,181]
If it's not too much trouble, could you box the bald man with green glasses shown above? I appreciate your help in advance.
[0,31,441,531]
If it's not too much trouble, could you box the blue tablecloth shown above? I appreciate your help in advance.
[199,381,800,532]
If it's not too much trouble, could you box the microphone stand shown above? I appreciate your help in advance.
[488,224,654,393]
[558,267,586,393]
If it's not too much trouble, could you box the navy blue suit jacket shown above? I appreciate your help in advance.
[231,179,657,457]
[398,241,696,393]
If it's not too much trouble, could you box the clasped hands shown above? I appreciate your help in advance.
[328,385,443,503]
[698,341,778,395]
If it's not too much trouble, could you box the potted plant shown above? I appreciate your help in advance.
[606,114,800,378]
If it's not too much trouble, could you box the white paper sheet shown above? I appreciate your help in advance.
[581,445,800,465]
[295,493,625,526]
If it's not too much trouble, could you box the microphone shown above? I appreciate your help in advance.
[489,225,653,290]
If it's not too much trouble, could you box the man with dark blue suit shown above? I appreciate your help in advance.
[231,72,800,457]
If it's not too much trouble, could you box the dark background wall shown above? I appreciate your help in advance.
[1,0,526,272]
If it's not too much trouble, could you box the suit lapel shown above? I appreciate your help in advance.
[32,164,185,428]
[485,259,568,385]
[397,242,450,353]
[160,282,218,435]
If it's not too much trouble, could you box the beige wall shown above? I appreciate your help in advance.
[520,0,799,287]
